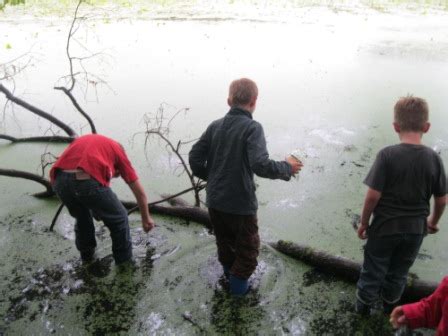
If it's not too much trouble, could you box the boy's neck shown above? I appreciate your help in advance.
[399,132,423,145]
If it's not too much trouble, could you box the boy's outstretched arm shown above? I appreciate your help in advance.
[358,188,381,239]
[427,195,446,234]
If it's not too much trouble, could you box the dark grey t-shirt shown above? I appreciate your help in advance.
[364,143,446,236]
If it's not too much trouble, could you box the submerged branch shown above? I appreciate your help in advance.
[0,168,54,198]
[122,201,212,231]
[49,203,65,232]
[127,185,206,215]
[0,83,77,137]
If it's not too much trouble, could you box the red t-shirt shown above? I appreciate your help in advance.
[403,276,448,335]
[50,134,138,187]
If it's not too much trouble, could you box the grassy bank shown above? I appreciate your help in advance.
[1,0,447,15]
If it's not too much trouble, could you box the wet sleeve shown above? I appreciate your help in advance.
[402,277,448,330]
[363,150,386,192]
[246,122,292,181]
[188,128,210,181]
[433,154,446,197]
[115,146,138,184]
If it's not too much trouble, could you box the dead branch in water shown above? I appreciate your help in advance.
[0,83,78,137]
[0,134,74,143]
[0,168,54,198]
[127,185,206,215]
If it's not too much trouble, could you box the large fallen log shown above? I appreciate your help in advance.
[270,240,438,303]
[122,200,212,231]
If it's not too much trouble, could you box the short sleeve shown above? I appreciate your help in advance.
[115,145,138,184]
[433,155,447,197]
[364,150,387,192]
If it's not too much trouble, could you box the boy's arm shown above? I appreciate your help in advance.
[390,277,448,330]
[358,188,381,239]
[188,129,210,181]
[128,179,155,233]
[247,122,298,181]
[427,195,446,234]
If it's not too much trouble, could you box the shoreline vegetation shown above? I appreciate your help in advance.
[0,0,448,18]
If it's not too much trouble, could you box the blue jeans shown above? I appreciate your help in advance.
[53,171,132,264]
[356,233,424,305]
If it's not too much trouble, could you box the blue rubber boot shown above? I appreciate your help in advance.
[229,274,249,296]
[223,265,230,279]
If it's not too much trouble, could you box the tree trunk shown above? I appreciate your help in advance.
[270,240,438,303]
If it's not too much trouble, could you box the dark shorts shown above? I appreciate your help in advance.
[208,208,260,279]
[53,171,132,264]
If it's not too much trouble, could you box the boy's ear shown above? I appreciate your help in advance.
[227,97,232,107]
[249,96,257,108]
[393,122,400,133]
[422,122,431,133]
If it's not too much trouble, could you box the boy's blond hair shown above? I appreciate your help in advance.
[228,78,258,107]
[394,96,429,132]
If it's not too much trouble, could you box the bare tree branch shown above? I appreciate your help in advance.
[0,168,54,198]
[0,83,77,137]
[65,0,84,92]
[127,184,206,215]
[54,86,96,133]
[0,134,74,143]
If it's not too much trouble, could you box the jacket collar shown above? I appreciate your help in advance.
[228,106,253,119]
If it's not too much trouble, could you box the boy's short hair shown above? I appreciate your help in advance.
[228,78,258,107]
[394,96,429,132]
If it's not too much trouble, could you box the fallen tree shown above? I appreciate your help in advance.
[270,240,438,303]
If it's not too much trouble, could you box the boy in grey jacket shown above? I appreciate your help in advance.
[189,78,302,295]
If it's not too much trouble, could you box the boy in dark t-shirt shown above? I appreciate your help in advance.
[356,96,447,315]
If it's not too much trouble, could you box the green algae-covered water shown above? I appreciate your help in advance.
[1,2,448,334]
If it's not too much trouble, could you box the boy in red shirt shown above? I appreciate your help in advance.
[50,134,155,264]
[390,277,448,335]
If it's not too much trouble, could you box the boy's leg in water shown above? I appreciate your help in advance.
[381,233,424,307]
[356,235,401,313]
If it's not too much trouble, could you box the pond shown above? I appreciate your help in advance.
[1,2,448,334]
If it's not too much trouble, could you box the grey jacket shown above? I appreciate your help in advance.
[189,107,292,215]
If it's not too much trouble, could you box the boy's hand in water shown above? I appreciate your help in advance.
[427,216,439,234]
[390,306,407,329]
[286,156,303,176]
[142,215,155,233]
[357,223,368,239]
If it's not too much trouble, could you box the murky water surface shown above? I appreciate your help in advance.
[1,2,448,334]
